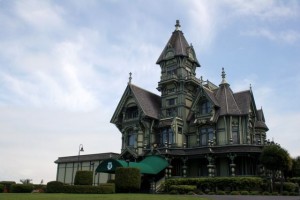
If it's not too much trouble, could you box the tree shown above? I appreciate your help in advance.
[290,156,300,177]
[20,179,32,184]
[260,144,292,193]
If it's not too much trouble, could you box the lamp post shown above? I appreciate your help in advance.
[77,144,84,171]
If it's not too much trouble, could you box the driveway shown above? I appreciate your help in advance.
[201,195,300,200]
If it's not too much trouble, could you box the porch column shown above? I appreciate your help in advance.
[206,155,215,177]
[182,157,188,177]
[228,153,236,176]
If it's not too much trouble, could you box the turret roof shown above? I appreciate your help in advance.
[156,20,200,66]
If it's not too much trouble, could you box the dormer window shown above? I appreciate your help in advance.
[125,106,138,120]
[200,101,211,115]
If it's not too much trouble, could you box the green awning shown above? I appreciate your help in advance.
[95,155,168,175]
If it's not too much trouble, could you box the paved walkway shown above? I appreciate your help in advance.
[200,195,300,200]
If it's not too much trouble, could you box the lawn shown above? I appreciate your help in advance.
[0,193,210,200]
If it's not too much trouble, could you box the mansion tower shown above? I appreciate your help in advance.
[110,20,268,177]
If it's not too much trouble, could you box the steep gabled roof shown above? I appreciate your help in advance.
[156,20,200,66]
[233,90,252,115]
[215,83,241,116]
[203,86,219,107]
[129,84,161,119]
[255,108,269,130]
[257,109,266,122]
[110,83,161,125]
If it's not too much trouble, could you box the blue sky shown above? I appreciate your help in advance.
[0,0,300,184]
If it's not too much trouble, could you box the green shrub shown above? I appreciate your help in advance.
[63,184,115,194]
[0,181,16,192]
[250,191,260,195]
[115,167,141,193]
[208,192,215,195]
[194,189,203,195]
[33,184,46,193]
[99,183,115,194]
[272,192,279,195]
[169,185,196,194]
[216,191,226,195]
[0,184,4,193]
[46,181,64,193]
[289,177,300,185]
[274,182,298,192]
[263,191,270,195]
[74,171,93,185]
[240,191,249,195]
[230,191,240,195]
[289,192,299,196]
[164,177,263,193]
[11,184,33,193]
[187,191,195,195]
[169,190,179,195]
[282,191,289,196]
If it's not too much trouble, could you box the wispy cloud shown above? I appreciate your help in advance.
[242,28,300,44]
[225,0,299,20]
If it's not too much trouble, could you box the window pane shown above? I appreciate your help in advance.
[168,128,174,144]
[232,126,239,144]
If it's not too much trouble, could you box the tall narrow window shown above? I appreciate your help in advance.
[160,127,174,145]
[200,127,213,146]
[127,130,136,147]
[232,125,239,144]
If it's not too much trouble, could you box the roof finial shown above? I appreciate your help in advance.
[221,67,227,84]
[128,72,132,84]
[200,76,203,86]
[175,20,181,31]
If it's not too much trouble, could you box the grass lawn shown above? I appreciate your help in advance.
[0,193,211,200]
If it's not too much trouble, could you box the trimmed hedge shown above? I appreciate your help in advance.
[46,181,64,193]
[289,177,300,186]
[74,171,93,185]
[169,185,196,194]
[11,184,34,193]
[165,177,263,192]
[274,182,298,193]
[33,184,46,193]
[115,167,141,193]
[0,181,16,192]
[63,184,115,194]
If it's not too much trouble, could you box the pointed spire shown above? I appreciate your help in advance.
[220,67,227,84]
[128,72,132,84]
[175,20,181,31]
